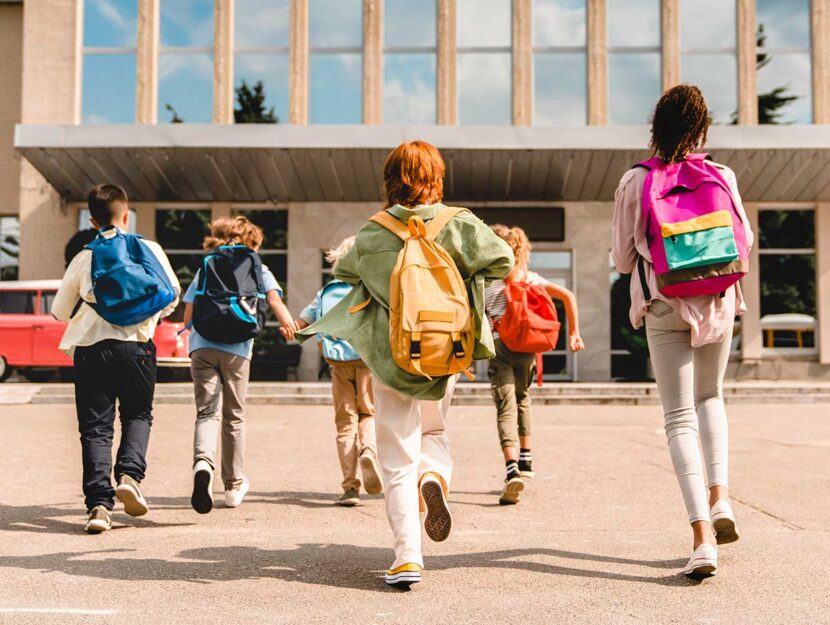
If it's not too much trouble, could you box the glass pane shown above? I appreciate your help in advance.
[758,53,812,124]
[458,53,511,124]
[759,209,815,249]
[385,0,436,48]
[260,253,288,287]
[608,0,659,48]
[533,52,586,126]
[682,54,737,124]
[161,0,214,47]
[235,0,290,48]
[0,216,20,281]
[757,0,810,50]
[459,0,511,48]
[530,251,572,270]
[155,209,211,249]
[533,0,586,47]
[233,209,288,249]
[159,53,214,123]
[760,254,816,317]
[384,53,437,124]
[309,54,363,123]
[0,292,34,314]
[84,0,137,47]
[609,52,660,125]
[82,54,137,123]
[681,0,736,49]
[41,292,57,315]
[234,54,289,123]
[309,0,362,48]
[167,253,205,290]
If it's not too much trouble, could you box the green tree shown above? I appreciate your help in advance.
[165,103,184,123]
[234,80,278,124]
[756,24,801,124]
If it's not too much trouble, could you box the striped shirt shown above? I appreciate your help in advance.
[485,271,549,333]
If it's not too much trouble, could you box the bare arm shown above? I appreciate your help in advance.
[544,282,585,352]
[268,291,297,340]
[183,303,193,327]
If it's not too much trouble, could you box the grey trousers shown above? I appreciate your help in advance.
[191,348,251,490]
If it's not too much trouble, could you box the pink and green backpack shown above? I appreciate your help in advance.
[637,153,749,299]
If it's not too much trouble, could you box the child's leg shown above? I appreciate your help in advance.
[355,364,376,457]
[190,350,224,472]
[331,363,361,491]
[218,353,251,490]
[418,375,457,492]
[113,340,156,484]
[514,354,535,470]
[372,376,424,569]
[488,344,520,462]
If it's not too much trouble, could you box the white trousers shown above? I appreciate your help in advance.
[372,375,457,569]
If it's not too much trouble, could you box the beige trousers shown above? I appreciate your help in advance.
[191,348,250,490]
[330,361,376,491]
[372,375,457,569]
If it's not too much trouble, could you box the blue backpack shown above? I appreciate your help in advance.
[317,280,360,362]
[85,227,177,326]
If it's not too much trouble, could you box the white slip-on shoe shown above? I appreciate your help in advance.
[85,505,112,534]
[710,500,740,545]
[191,460,214,514]
[683,543,718,578]
[224,475,250,508]
[115,475,149,517]
[359,450,383,496]
[421,473,452,543]
[498,476,525,505]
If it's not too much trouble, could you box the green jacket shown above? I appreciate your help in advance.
[297,203,514,400]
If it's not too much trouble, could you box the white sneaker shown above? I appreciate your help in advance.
[191,460,214,514]
[710,500,740,545]
[683,543,717,578]
[224,476,250,508]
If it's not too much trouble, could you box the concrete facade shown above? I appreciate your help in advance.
[0,3,22,220]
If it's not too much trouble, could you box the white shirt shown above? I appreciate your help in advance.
[51,228,181,356]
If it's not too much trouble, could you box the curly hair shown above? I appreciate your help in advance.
[203,216,264,251]
[491,224,531,280]
[383,140,445,208]
[324,236,356,272]
[650,85,710,164]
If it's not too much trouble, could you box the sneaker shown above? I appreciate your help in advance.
[710,500,740,545]
[518,460,535,479]
[336,488,360,507]
[85,505,112,534]
[359,450,383,495]
[115,474,149,517]
[191,460,214,514]
[421,474,452,542]
[384,563,422,589]
[498,476,525,505]
[683,543,717,578]
[224,475,250,508]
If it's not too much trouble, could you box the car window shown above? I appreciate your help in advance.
[40,291,57,315]
[0,291,35,314]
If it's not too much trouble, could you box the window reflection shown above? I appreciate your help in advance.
[680,0,735,49]
[0,216,20,281]
[309,54,363,123]
[533,0,586,48]
[608,0,658,48]
[84,0,137,47]
[235,0,289,48]
[160,0,214,47]
[609,53,660,125]
[235,55,289,123]
[385,54,437,124]
[459,0,511,47]
[386,0,436,47]
[682,54,738,125]
[458,53,512,125]
[309,0,362,48]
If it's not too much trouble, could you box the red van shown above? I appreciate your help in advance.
[0,280,189,382]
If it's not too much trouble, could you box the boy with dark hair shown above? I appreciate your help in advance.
[52,183,180,534]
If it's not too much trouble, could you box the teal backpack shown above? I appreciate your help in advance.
[317,280,361,362]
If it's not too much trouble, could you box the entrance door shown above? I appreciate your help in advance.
[529,249,574,381]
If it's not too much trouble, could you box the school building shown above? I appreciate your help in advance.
[2,0,830,382]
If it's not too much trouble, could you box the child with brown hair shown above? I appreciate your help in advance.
[485,224,584,505]
[183,216,296,513]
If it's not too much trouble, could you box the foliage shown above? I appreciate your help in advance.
[234,81,279,124]
[165,103,184,123]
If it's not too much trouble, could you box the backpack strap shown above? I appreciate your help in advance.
[425,207,468,239]
[370,210,410,241]
[637,256,652,303]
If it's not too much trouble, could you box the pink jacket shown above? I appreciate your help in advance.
[612,162,755,347]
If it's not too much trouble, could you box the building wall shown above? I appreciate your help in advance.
[0,3,22,220]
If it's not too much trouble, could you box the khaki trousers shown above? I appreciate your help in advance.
[191,349,250,490]
[488,338,536,449]
[330,361,376,491]
[372,375,457,569]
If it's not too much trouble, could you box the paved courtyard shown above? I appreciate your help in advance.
[0,399,828,624]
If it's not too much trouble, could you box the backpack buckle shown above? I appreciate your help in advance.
[453,340,465,359]
[410,340,422,359]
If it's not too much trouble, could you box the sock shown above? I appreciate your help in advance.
[518,448,532,471]
[505,460,520,481]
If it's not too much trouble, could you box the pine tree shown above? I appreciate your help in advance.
[756,24,801,124]
[234,80,278,124]
[165,103,184,124]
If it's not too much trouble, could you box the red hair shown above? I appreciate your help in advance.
[383,141,445,208]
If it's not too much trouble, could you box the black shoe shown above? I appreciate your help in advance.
[191,461,214,514]
[518,460,535,479]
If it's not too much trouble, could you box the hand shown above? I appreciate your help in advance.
[279,324,296,341]
[569,333,585,352]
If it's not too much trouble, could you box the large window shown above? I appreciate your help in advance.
[530,250,575,381]
[757,0,812,124]
[82,0,137,123]
[608,0,660,125]
[155,208,211,289]
[309,0,363,123]
[458,0,512,125]
[759,209,816,353]
[680,0,737,125]
[0,216,20,281]
[159,0,214,123]
[234,0,290,123]
[533,0,586,126]
[384,0,437,124]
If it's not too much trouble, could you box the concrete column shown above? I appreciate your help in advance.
[289,0,309,125]
[136,0,159,124]
[741,203,762,361]
[213,0,234,124]
[811,0,830,124]
[512,0,532,126]
[211,203,232,220]
[134,202,156,239]
[737,0,757,125]
[0,3,23,221]
[18,0,83,279]
[363,0,383,124]
[817,203,830,363]
[587,0,607,125]
[661,0,680,91]
[437,0,457,125]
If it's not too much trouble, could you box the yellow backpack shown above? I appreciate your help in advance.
[369,207,475,381]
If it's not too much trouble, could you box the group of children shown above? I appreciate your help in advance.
[55,83,745,587]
